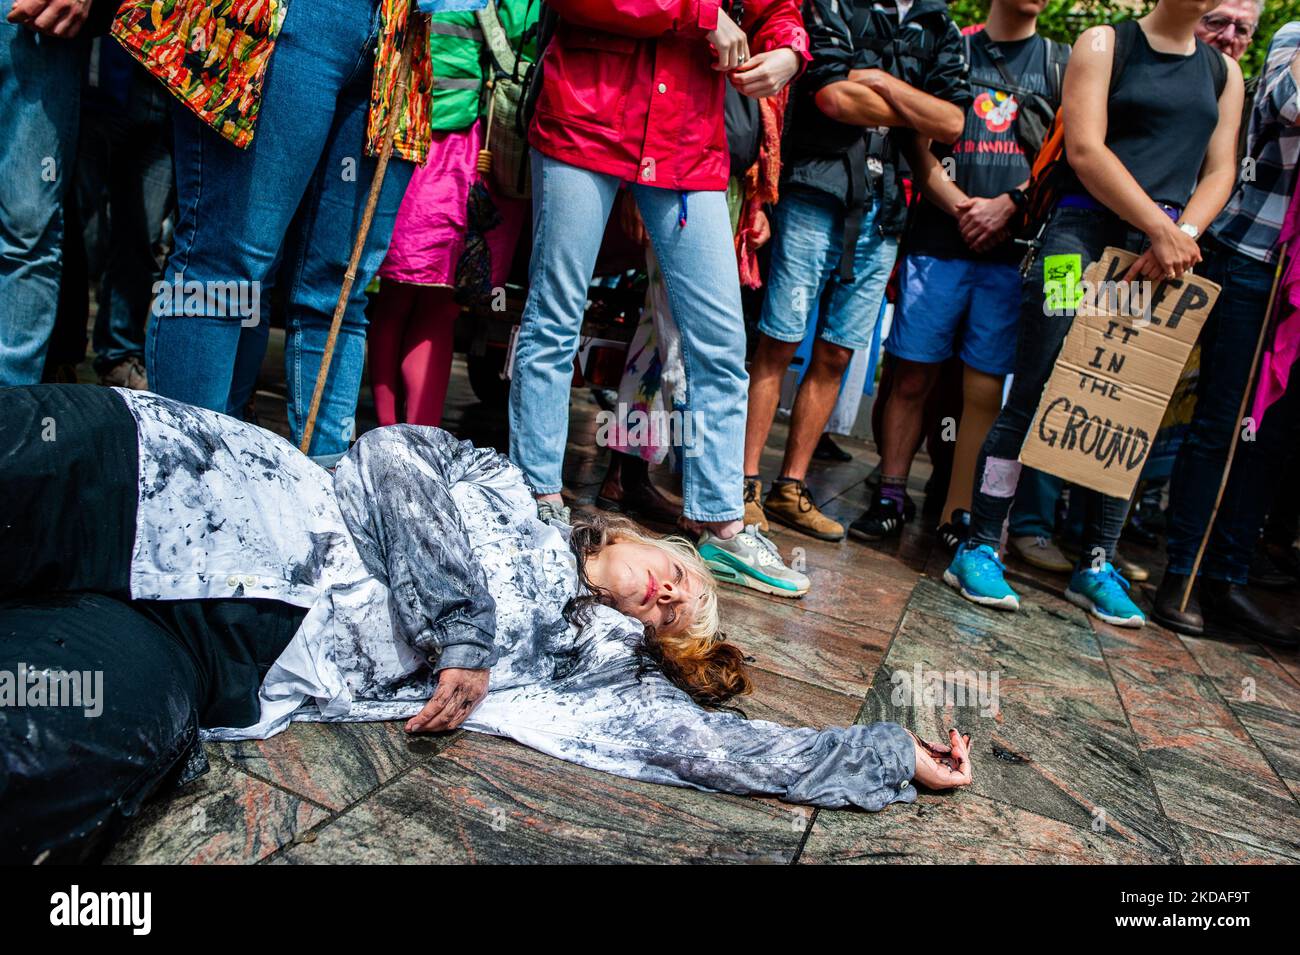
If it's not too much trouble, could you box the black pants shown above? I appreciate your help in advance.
[0,385,303,862]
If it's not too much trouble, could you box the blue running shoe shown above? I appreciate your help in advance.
[1065,563,1146,627]
[944,543,1020,611]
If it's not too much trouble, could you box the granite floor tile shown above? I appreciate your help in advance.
[800,792,1165,864]
[277,733,804,864]
[716,589,893,697]
[858,579,1180,860]
[221,721,444,812]
[1176,633,1300,799]
[735,548,917,630]
[740,664,865,729]
[1092,620,1300,861]
[107,751,330,864]
[1171,822,1300,864]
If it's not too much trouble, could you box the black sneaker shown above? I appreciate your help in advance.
[863,470,917,521]
[814,433,854,462]
[849,495,907,542]
[936,509,971,553]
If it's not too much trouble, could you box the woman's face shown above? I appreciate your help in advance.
[584,540,704,638]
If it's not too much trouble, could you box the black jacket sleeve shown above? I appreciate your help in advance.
[923,16,972,109]
[801,0,857,91]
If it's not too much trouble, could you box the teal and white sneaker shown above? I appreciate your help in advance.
[1065,563,1146,627]
[697,526,810,598]
[944,543,1020,611]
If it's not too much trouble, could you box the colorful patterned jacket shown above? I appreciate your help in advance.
[110,0,434,164]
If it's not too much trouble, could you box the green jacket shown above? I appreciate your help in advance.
[430,0,539,132]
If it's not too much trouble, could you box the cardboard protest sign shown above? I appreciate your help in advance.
[1020,247,1220,500]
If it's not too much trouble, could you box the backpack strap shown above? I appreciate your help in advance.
[1108,18,1139,96]
[1043,37,1069,107]
[974,29,1019,92]
[476,0,519,79]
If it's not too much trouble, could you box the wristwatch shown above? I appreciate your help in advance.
[1178,222,1200,240]
[1005,187,1028,212]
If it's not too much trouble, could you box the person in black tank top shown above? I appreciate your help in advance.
[944,1,1244,629]
[1100,24,1223,208]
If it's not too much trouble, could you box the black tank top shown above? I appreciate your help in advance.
[1103,26,1222,208]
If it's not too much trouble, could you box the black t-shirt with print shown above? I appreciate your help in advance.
[906,33,1050,264]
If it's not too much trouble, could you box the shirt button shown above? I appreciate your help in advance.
[226,575,240,588]
[243,575,257,587]
[657,82,667,93]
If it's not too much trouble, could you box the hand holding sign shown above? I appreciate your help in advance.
[1020,247,1220,500]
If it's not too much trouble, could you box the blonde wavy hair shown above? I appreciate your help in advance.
[567,514,753,706]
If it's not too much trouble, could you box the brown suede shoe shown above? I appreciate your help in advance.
[764,479,844,541]
[99,357,148,390]
[744,478,768,533]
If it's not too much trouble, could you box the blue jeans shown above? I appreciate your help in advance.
[0,14,86,385]
[1007,467,1087,543]
[1008,467,1060,539]
[510,150,747,522]
[1166,238,1281,582]
[967,206,1138,566]
[758,187,897,352]
[146,0,412,464]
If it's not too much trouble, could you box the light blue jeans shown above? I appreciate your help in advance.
[146,0,412,465]
[510,150,747,522]
[0,13,86,385]
[758,187,897,352]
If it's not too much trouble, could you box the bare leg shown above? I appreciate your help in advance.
[780,339,854,482]
[744,332,800,476]
[942,364,1004,519]
[879,358,941,481]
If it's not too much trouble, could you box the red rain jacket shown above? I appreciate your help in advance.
[529,0,809,192]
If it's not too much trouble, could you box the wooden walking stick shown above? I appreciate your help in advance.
[299,27,418,455]
[1179,241,1291,612]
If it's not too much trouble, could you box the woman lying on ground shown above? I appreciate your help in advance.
[0,385,972,863]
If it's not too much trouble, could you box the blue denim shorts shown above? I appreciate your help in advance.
[758,188,898,352]
[884,254,1022,375]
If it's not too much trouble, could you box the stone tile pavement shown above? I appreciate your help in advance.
[106,356,1300,864]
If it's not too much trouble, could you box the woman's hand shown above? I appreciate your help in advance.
[1123,219,1202,283]
[707,10,749,72]
[730,48,800,99]
[405,667,490,733]
[909,728,973,790]
[750,209,771,248]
